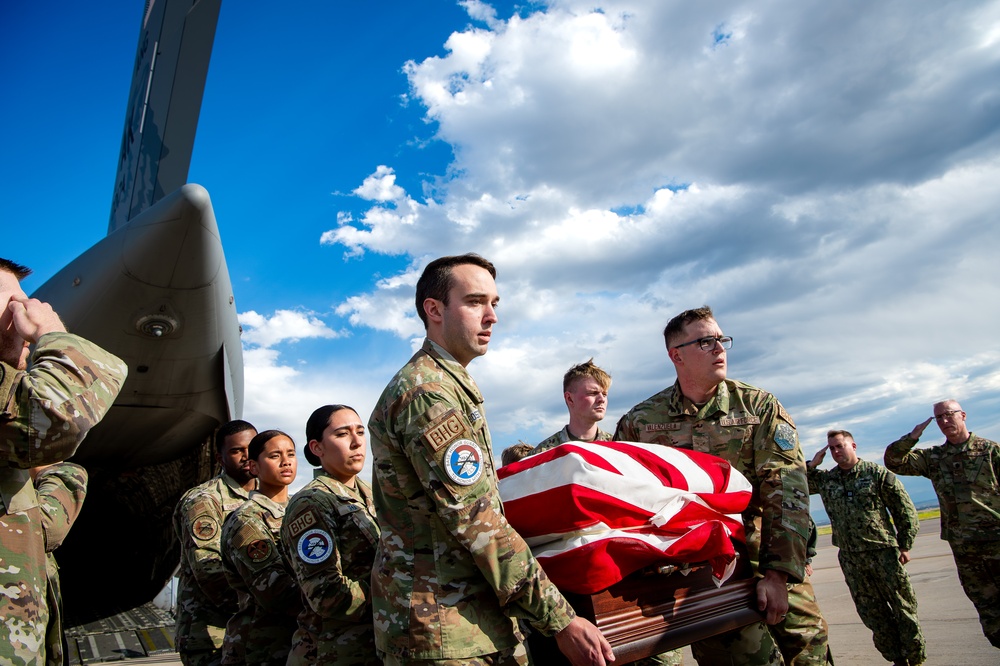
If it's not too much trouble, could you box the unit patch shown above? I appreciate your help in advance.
[774,423,797,451]
[297,528,333,565]
[645,423,682,432]
[192,515,218,541]
[443,439,484,486]
[425,411,465,451]
[719,416,761,427]
[286,509,319,538]
[246,539,272,563]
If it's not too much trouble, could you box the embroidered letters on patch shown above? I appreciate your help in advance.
[286,509,318,538]
[719,416,761,427]
[192,515,218,541]
[443,439,484,486]
[645,423,682,431]
[425,411,465,451]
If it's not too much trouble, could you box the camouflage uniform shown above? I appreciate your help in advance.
[885,432,1000,648]
[615,379,813,666]
[533,424,612,454]
[369,338,576,663]
[173,472,254,666]
[281,472,380,666]
[35,462,89,666]
[807,459,921,664]
[221,491,301,665]
[0,332,126,666]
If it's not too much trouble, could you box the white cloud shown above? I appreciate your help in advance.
[306,0,1000,505]
[239,309,342,348]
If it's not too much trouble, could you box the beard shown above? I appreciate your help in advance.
[0,332,28,370]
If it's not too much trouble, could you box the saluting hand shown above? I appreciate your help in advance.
[808,445,829,469]
[909,417,933,441]
[7,295,65,343]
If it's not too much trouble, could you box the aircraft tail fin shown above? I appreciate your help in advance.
[108,0,222,234]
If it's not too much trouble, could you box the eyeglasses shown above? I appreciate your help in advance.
[673,335,734,352]
[934,410,962,422]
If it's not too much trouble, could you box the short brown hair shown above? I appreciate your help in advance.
[0,258,31,281]
[501,441,535,466]
[663,305,714,348]
[827,429,854,441]
[414,254,497,329]
[563,358,611,393]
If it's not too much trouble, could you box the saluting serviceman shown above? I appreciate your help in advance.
[809,430,923,666]
[173,420,257,666]
[615,305,819,666]
[885,400,1000,650]
[0,258,127,666]
[368,253,614,666]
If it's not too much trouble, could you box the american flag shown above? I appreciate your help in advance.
[498,441,751,594]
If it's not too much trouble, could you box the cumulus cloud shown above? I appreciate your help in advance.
[239,309,343,348]
[307,0,1000,505]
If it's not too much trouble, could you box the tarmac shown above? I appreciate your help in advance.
[105,517,996,665]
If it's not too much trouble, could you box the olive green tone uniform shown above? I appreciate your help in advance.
[173,472,254,666]
[533,425,612,454]
[281,472,381,666]
[221,491,301,665]
[0,332,126,666]
[369,339,576,663]
[35,462,88,666]
[885,432,1000,648]
[808,458,922,664]
[615,379,813,666]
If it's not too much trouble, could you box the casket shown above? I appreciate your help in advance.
[527,544,762,665]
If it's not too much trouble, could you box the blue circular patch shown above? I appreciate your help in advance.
[444,439,484,486]
[297,528,333,564]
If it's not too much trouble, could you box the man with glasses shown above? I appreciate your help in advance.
[885,400,1000,649]
[615,306,817,665]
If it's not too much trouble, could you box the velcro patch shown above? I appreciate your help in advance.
[286,509,319,539]
[246,539,272,563]
[297,528,334,565]
[443,439,484,486]
[645,423,682,431]
[192,515,218,541]
[425,411,465,451]
[720,416,761,427]
[775,423,797,451]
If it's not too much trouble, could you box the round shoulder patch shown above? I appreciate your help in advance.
[297,528,333,565]
[246,539,273,563]
[444,439,484,486]
[192,515,219,541]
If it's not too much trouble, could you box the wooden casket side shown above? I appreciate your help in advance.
[528,549,762,665]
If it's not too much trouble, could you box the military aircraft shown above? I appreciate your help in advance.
[32,0,239,622]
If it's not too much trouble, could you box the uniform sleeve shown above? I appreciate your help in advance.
[34,462,88,551]
[883,435,929,476]
[613,411,639,441]
[395,390,575,636]
[751,398,810,582]
[880,468,919,551]
[226,514,300,617]
[806,465,823,495]
[282,494,372,623]
[0,332,127,468]
[175,492,236,609]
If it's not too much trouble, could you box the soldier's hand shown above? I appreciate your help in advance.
[808,445,828,469]
[554,616,615,665]
[756,569,789,625]
[899,550,911,565]
[7,294,65,342]
[909,417,932,440]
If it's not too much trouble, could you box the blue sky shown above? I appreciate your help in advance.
[5,1,1000,515]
